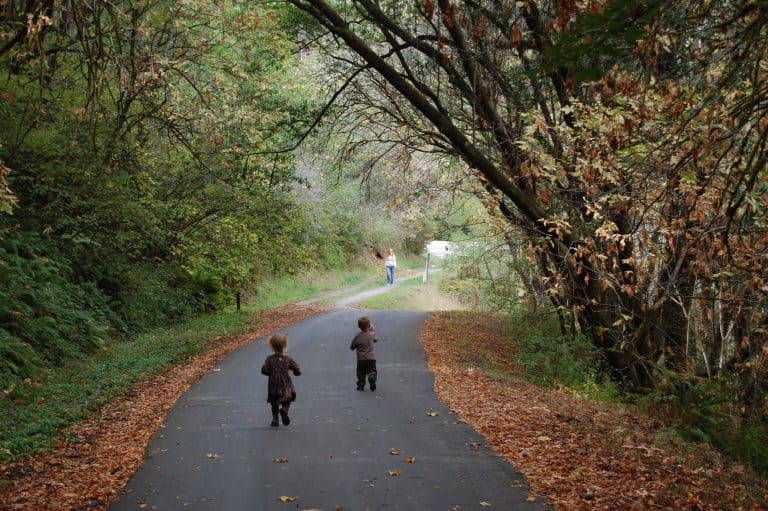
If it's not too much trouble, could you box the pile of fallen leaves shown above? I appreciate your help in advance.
[418,311,768,511]
[0,303,325,511]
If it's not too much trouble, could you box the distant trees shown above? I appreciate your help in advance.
[287,0,768,412]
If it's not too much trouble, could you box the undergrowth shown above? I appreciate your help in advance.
[510,311,768,476]
[508,312,619,401]
[641,376,768,476]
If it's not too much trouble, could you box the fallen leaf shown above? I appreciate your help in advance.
[404,456,416,463]
[389,448,401,455]
[335,506,344,511]
[480,501,491,507]
[388,469,401,476]
[274,457,288,463]
[526,495,537,502]
[279,495,298,502]
[206,453,219,459]
[427,411,439,416]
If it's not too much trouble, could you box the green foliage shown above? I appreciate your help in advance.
[645,376,768,475]
[245,267,372,311]
[438,242,524,313]
[439,275,483,310]
[112,264,213,332]
[0,329,38,386]
[510,312,603,388]
[0,229,116,387]
[734,424,768,476]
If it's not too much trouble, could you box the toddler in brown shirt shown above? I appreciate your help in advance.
[350,316,377,391]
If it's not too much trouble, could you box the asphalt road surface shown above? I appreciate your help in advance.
[110,309,547,511]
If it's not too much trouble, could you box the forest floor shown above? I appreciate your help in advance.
[1,301,766,510]
[419,311,768,511]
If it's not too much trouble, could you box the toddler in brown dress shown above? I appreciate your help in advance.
[261,334,301,427]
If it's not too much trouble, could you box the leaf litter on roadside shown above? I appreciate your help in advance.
[418,311,768,511]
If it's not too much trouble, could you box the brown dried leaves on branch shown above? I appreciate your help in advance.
[418,311,768,511]
[0,303,325,511]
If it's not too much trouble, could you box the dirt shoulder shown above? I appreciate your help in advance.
[418,311,768,511]
[0,303,326,511]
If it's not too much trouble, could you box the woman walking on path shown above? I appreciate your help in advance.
[385,249,397,285]
[261,334,301,427]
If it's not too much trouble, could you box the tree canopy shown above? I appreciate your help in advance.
[285,0,768,417]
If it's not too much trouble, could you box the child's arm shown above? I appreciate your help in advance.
[261,358,271,375]
[289,358,301,376]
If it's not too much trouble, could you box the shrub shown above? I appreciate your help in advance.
[0,230,115,384]
[646,376,768,476]
[116,264,204,331]
[0,329,39,389]
[511,313,601,388]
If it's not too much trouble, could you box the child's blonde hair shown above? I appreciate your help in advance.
[269,334,288,354]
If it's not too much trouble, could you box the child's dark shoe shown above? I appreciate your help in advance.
[356,385,364,391]
[270,420,279,427]
[368,371,377,391]
[280,409,290,426]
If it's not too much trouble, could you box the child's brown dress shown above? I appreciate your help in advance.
[261,354,301,405]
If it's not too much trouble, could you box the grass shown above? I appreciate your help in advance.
[0,267,371,463]
[239,268,373,311]
[400,254,432,272]
[358,275,424,309]
[358,272,465,311]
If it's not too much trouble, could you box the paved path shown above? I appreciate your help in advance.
[110,309,546,510]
